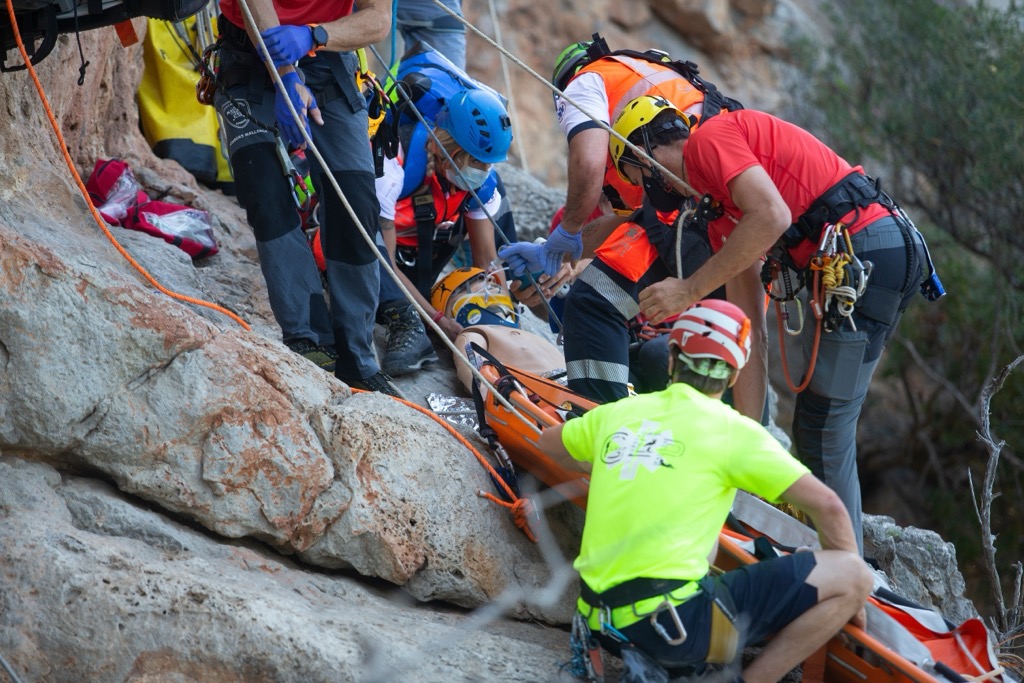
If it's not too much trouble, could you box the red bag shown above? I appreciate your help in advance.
[85,158,218,258]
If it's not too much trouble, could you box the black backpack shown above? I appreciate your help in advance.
[1,0,207,72]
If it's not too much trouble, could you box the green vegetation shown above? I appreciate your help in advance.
[787,0,1024,641]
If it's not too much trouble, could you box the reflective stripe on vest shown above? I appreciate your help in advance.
[593,220,659,284]
[582,55,702,122]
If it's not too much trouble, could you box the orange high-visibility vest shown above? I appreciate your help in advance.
[580,55,707,216]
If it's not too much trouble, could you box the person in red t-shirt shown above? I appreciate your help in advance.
[214,0,400,395]
[610,95,939,553]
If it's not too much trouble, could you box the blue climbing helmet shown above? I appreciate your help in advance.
[434,88,513,164]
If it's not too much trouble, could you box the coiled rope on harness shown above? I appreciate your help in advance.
[771,222,870,394]
[350,389,538,542]
[3,0,251,331]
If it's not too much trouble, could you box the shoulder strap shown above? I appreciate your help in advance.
[410,182,437,297]
[588,31,745,123]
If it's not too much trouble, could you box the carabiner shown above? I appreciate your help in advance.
[648,600,687,646]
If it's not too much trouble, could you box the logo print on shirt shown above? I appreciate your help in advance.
[602,420,675,480]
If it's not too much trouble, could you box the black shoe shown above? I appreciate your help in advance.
[344,371,403,398]
[286,338,338,373]
[380,302,438,377]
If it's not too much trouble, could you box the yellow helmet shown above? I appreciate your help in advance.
[430,267,519,328]
[609,95,690,184]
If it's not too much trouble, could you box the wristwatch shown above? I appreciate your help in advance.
[308,24,329,54]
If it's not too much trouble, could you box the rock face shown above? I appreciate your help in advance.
[0,458,574,682]
[864,515,978,626]
[0,5,987,682]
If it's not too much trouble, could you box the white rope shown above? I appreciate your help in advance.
[364,44,565,332]
[428,0,697,197]
[234,0,541,435]
[484,0,528,172]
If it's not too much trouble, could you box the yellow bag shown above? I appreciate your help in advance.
[138,16,233,191]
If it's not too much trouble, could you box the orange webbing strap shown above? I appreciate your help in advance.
[352,389,538,543]
[776,268,822,394]
[802,645,827,683]
[3,0,250,331]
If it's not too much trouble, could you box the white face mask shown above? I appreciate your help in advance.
[445,164,490,191]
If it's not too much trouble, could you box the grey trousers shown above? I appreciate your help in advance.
[793,215,925,554]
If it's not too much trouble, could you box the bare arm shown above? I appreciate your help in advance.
[562,128,611,234]
[726,263,768,421]
[466,216,501,280]
[639,165,791,323]
[581,214,626,256]
[320,0,392,51]
[537,423,570,461]
[779,474,859,554]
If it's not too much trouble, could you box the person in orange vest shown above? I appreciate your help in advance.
[502,37,743,271]
[499,37,741,404]
[611,95,943,553]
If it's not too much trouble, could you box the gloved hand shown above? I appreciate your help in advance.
[541,224,583,276]
[261,25,314,68]
[498,241,546,278]
[275,71,317,149]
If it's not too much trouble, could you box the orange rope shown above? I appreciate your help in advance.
[351,389,538,542]
[776,269,823,394]
[3,2,250,331]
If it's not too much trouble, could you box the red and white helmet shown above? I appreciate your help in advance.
[668,300,751,371]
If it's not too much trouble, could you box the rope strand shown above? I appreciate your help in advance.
[353,388,538,542]
[428,0,697,197]
[236,0,541,434]
[3,0,250,331]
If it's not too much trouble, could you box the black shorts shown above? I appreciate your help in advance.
[609,552,819,669]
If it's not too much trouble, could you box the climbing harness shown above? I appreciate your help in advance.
[764,219,874,394]
[762,170,945,393]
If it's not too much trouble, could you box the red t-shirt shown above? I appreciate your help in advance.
[684,109,888,267]
[219,0,352,29]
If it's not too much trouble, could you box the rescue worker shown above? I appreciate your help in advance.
[537,300,872,682]
[214,0,400,395]
[499,37,742,404]
[612,95,940,552]
[500,37,742,275]
[376,87,517,350]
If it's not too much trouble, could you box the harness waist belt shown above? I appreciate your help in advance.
[785,171,892,247]
[580,576,692,610]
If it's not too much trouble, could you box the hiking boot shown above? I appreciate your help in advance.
[286,338,337,373]
[345,371,403,398]
[380,302,438,377]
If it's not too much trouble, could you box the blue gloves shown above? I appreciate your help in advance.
[545,224,584,267]
[498,225,583,278]
[499,241,546,278]
[261,25,314,68]
[275,71,317,149]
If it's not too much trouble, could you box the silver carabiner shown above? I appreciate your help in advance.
[648,600,687,646]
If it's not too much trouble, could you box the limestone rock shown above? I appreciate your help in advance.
[864,514,978,626]
[0,458,577,683]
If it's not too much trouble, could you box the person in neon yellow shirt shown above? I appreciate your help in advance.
[538,300,872,683]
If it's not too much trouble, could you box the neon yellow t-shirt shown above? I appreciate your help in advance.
[561,381,809,595]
